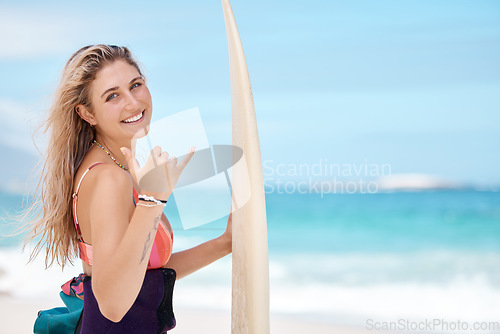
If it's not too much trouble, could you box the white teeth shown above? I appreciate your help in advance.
[123,111,143,123]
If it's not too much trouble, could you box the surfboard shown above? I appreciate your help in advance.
[221,1,270,333]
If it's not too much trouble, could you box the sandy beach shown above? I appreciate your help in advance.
[0,247,367,334]
[0,295,366,334]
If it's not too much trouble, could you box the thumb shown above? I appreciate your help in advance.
[120,147,139,172]
[120,147,132,161]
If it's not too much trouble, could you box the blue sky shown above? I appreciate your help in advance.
[0,0,499,188]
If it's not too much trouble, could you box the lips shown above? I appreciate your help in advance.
[122,110,145,124]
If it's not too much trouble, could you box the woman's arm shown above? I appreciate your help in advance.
[86,165,165,322]
[164,212,232,279]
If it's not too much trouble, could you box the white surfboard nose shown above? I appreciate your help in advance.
[221,1,270,333]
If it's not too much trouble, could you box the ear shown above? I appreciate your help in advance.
[75,104,97,126]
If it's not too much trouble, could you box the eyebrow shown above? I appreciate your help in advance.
[100,76,143,99]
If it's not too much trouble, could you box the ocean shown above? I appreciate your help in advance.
[1,190,499,327]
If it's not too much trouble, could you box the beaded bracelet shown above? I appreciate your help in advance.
[137,202,166,208]
[138,194,167,205]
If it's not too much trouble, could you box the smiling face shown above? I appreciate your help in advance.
[81,59,152,145]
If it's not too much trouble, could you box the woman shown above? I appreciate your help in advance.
[27,44,232,333]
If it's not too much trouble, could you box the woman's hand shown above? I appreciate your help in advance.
[164,207,233,279]
[121,146,195,200]
[221,207,232,250]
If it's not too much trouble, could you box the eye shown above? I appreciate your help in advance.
[131,82,142,90]
[106,93,118,102]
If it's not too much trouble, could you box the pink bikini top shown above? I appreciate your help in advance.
[72,162,173,270]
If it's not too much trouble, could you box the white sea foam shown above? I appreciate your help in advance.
[1,245,498,325]
[0,247,81,301]
[169,247,500,324]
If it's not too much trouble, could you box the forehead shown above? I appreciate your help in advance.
[92,60,141,94]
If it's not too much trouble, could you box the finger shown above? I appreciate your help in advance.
[120,147,140,172]
[168,156,178,168]
[158,151,170,164]
[152,146,162,155]
[146,146,163,167]
[177,147,195,170]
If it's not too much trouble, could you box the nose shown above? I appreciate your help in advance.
[123,91,141,111]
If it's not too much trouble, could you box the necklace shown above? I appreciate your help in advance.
[93,140,128,171]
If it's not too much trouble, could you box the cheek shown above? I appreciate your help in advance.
[94,105,122,124]
[141,86,152,103]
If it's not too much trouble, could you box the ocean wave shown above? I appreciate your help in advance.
[1,246,498,323]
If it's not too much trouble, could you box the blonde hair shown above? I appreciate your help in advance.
[25,45,143,268]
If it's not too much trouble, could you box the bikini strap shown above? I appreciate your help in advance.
[73,162,105,199]
[73,162,105,240]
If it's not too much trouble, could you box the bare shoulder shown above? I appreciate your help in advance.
[89,164,132,194]
[86,164,134,240]
[73,163,133,248]
[74,162,132,208]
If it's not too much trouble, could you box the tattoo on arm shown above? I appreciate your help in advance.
[139,215,162,264]
[153,215,161,230]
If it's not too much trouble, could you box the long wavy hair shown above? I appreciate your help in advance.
[24,45,143,268]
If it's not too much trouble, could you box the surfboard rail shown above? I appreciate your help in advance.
[221,1,270,333]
